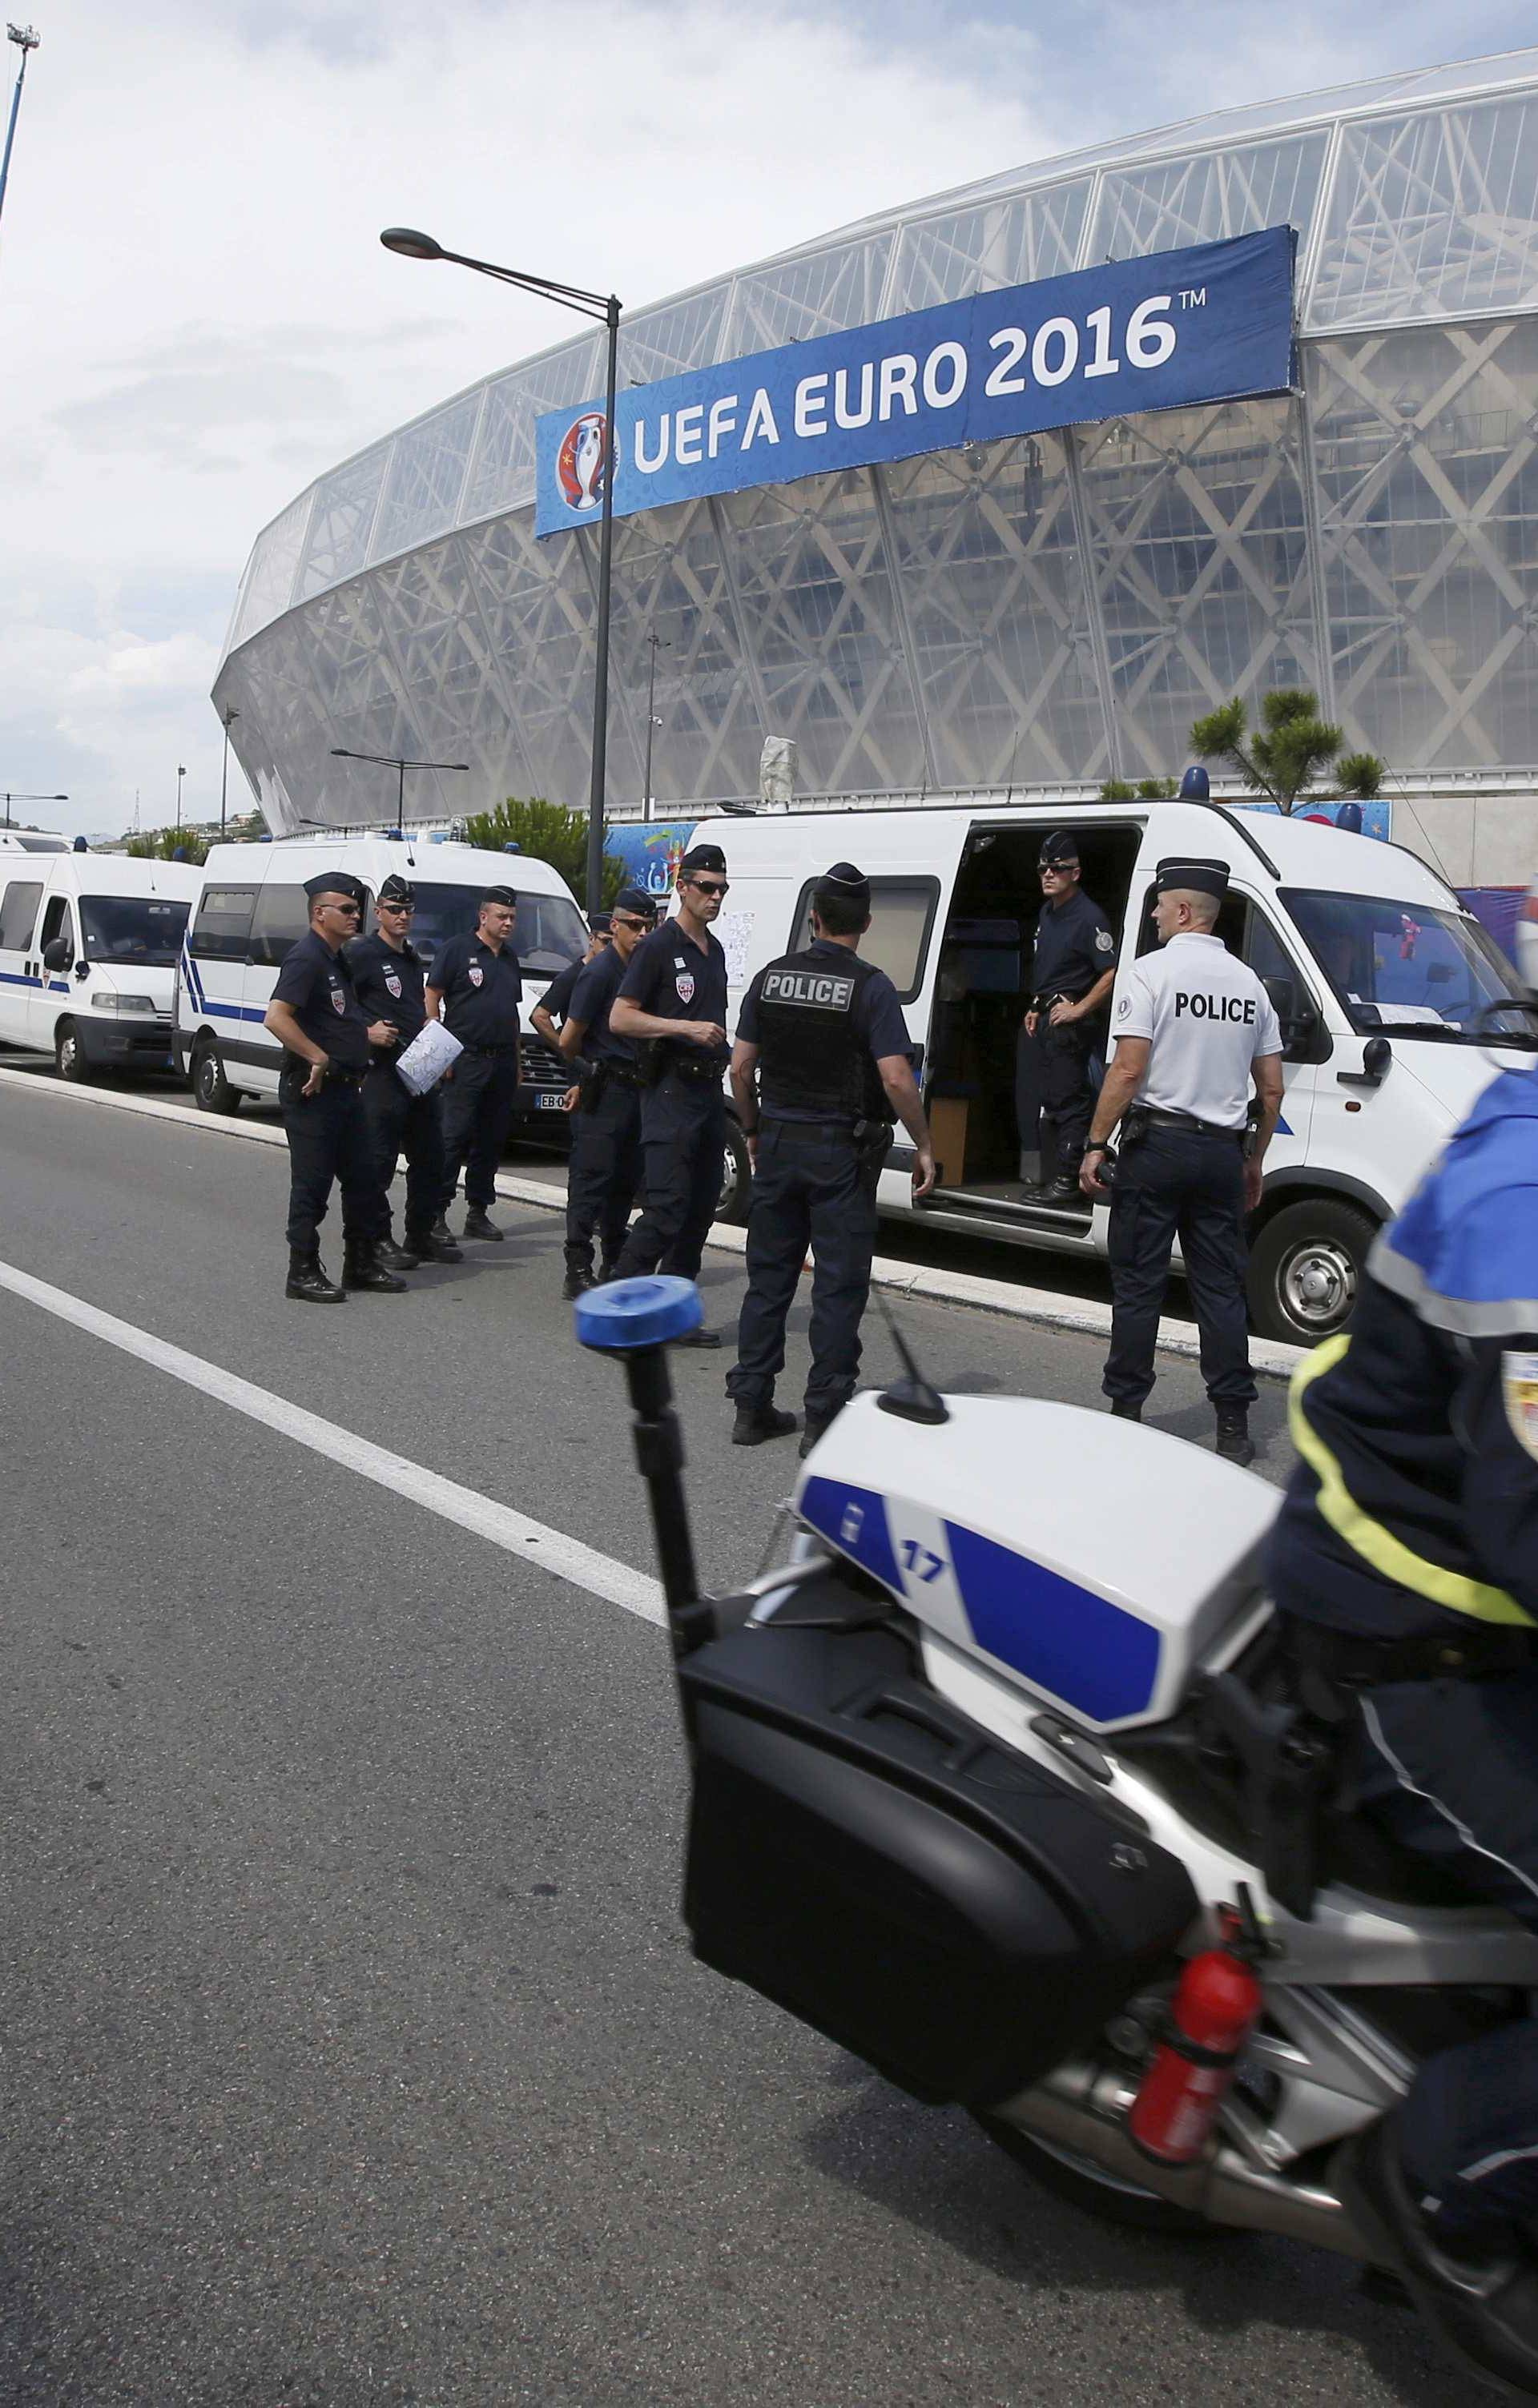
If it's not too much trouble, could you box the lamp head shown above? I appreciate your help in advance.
[380,227,443,262]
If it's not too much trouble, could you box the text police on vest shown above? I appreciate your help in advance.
[1174,991,1258,1022]
[763,970,858,1010]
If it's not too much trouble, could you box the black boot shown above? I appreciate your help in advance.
[1034,1173,1088,1208]
[1214,1404,1256,1465]
[343,1240,408,1293]
[286,1247,345,1304]
[562,1260,595,1300]
[671,1324,721,1349]
[464,1208,504,1241]
[1339,2113,1538,2402]
[376,1233,421,1271]
[594,1257,622,1286]
[412,1225,462,1263]
[1110,1398,1141,1423]
[731,1403,798,1447]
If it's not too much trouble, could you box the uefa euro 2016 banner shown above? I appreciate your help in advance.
[535,226,1295,539]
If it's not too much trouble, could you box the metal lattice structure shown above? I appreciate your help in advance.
[215,51,1538,835]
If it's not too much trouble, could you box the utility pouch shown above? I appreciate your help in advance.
[636,1037,666,1087]
[578,1060,606,1114]
[1120,1101,1152,1152]
[1242,1098,1264,1160]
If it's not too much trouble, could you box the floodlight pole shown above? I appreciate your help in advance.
[0,24,39,245]
[379,229,620,915]
[219,707,240,834]
[330,747,470,826]
[1,787,66,830]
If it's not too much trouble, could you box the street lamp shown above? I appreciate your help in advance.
[0,23,40,247]
[642,630,669,821]
[380,225,620,915]
[1,787,66,830]
[330,747,469,826]
[175,763,187,834]
[219,706,240,835]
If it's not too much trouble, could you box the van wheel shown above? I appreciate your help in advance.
[193,1039,241,1116]
[54,1021,88,1083]
[972,2113,1216,2237]
[1248,1199,1375,1346]
[718,1120,751,1224]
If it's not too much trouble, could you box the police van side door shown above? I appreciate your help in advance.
[0,875,45,1047]
[28,891,79,1047]
[1226,887,1316,1174]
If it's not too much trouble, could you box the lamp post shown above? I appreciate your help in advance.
[642,630,668,820]
[219,706,240,835]
[330,747,469,826]
[175,763,187,835]
[1,788,66,830]
[0,24,40,247]
[380,226,620,916]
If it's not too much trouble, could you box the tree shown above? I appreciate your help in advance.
[461,797,625,909]
[126,826,210,865]
[1100,776,1177,802]
[1189,689,1387,815]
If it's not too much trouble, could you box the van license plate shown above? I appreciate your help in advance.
[535,1091,566,1111]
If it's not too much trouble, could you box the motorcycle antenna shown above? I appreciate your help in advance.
[873,1289,949,1426]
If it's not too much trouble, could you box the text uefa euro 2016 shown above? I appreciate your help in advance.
[535,226,1295,537]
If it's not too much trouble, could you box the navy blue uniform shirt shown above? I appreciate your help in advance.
[567,943,636,1065]
[536,955,586,1026]
[272,928,372,1071]
[1030,886,1116,1000]
[429,931,523,1049]
[345,930,428,1058]
[617,919,730,1067]
[737,938,909,1124]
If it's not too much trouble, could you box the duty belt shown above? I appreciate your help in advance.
[1282,1612,1538,1702]
[1140,1103,1244,1143]
[464,1042,520,1057]
[665,1052,726,1083]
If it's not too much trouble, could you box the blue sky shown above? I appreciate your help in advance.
[0,1,1531,838]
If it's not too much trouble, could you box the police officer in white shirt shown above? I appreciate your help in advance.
[1080,856,1284,1463]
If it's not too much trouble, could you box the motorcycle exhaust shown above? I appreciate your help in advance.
[995,2060,1375,2262]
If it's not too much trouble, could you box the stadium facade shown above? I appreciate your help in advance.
[215,53,1538,879]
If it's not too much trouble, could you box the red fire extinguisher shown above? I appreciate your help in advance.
[1128,1902,1263,2166]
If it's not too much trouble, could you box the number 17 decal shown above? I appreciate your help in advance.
[900,1537,948,1584]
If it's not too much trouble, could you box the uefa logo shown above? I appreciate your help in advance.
[555,411,612,513]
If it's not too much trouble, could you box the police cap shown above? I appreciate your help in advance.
[376,873,415,907]
[589,911,612,934]
[680,842,727,877]
[822,860,870,901]
[479,884,518,908]
[303,870,365,903]
[1154,855,1230,901]
[612,885,656,919]
[1038,830,1080,869]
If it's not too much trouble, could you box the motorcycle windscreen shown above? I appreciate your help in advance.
[680,1621,1198,2109]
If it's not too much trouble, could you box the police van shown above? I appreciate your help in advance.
[173,834,589,1130]
[0,850,201,1079]
[694,795,1536,1345]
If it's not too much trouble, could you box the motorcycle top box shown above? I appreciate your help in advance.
[795,1394,1278,1733]
[679,1602,1198,2109]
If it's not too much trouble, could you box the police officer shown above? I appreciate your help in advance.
[530,915,610,1050]
[1017,831,1117,1205]
[344,874,460,1269]
[426,885,524,1242]
[607,842,731,1345]
[1267,1071,1538,2400]
[262,871,408,1302]
[1080,857,1282,1461]
[555,886,656,1298]
[727,863,937,1451]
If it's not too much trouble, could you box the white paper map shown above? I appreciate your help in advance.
[715,910,756,989]
[395,1021,464,1095]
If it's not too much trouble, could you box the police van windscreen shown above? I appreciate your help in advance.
[399,884,586,975]
[80,895,191,967]
[1284,889,1524,1041]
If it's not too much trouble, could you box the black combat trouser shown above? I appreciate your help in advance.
[612,1071,725,1284]
[1103,1124,1254,1407]
[278,1065,378,1251]
[439,1048,521,1215]
[727,1120,886,1421]
[565,1075,642,1273]
[1016,1015,1101,1182]
[360,1064,446,1244]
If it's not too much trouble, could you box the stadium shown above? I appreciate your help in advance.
[214,51,1538,881]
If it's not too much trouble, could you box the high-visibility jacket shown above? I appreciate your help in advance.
[1268,1068,1538,1639]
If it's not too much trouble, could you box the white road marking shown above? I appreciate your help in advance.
[0,1253,665,1628]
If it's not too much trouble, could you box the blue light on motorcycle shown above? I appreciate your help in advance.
[574,1275,703,1351]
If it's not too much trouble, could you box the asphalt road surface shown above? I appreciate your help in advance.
[0,1076,1443,2406]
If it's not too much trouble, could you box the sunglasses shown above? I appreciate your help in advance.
[689,878,730,897]
[613,914,653,933]
[379,899,415,913]
[325,900,363,917]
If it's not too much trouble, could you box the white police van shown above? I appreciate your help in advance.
[695,796,1536,1345]
[0,851,201,1079]
[174,834,589,1129]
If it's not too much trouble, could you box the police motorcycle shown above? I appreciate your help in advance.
[578,1272,1538,2358]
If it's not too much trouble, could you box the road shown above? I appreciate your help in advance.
[0,1073,1441,2407]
